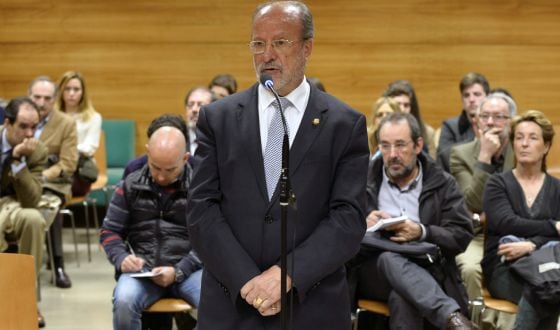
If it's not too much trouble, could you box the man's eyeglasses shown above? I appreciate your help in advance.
[248,39,300,55]
[479,113,510,123]
[378,140,414,153]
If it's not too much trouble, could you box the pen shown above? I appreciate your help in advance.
[126,241,145,272]
[126,241,136,257]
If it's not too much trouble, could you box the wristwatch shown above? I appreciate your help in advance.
[174,267,185,283]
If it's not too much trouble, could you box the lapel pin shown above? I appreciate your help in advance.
[312,118,320,126]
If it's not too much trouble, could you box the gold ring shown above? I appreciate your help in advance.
[254,297,263,306]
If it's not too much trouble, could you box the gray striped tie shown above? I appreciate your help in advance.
[263,98,290,200]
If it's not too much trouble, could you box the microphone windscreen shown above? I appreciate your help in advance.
[260,74,273,88]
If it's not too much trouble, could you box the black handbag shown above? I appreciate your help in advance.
[77,155,99,183]
[510,244,560,304]
[361,231,442,267]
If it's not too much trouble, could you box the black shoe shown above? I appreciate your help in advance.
[54,267,72,288]
[447,312,476,329]
[38,309,46,328]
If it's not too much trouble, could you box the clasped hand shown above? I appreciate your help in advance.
[498,241,535,262]
[13,137,39,159]
[240,265,291,317]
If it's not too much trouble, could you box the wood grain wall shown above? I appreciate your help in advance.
[1,0,559,155]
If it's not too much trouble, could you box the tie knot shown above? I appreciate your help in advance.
[272,97,290,111]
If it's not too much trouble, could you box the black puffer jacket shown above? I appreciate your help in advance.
[100,164,201,278]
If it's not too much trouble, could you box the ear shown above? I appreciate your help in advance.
[303,38,313,59]
[183,152,190,164]
[145,143,149,154]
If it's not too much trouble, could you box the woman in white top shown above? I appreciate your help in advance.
[55,71,102,196]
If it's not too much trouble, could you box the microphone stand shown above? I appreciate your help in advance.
[267,86,296,330]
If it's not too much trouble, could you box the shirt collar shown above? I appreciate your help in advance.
[1,129,13,153]
[258,76,309,114]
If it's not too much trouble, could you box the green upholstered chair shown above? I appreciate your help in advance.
[89,119,135,207]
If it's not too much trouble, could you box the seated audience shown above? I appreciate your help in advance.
[0,96,50,328]
[30,76,78,289]
[55,71,102,196]
[352,112,474,329]
[208,74,238,99]
[437,72,490,172]
[449,93,516,294]
[450,92,517,328]
[383,80,436,158]
[184,86,213,155]
[366,96,401,156]
[100,125,202,330]
[122,114,187,179]
[482,110,560,329]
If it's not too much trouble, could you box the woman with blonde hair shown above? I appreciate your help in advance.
[367,97,401,156]
[55,71,102,196]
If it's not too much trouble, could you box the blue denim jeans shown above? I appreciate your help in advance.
[112,269,202,330]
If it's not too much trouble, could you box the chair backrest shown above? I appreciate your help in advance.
[0,253,37,329]
[101,119,136,185]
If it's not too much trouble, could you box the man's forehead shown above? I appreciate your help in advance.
[17,105,39,123]
[31,81,55,95]
[482,98,508,113]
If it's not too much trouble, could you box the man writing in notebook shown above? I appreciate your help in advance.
[100,124,202,330]
[351,112,475,329]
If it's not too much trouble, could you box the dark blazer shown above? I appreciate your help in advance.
[187,82,369,329]
[437,110,475,172]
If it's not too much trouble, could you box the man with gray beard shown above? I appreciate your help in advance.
[352,112,475,329]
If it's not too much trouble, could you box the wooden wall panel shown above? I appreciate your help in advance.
[1,0,560,155]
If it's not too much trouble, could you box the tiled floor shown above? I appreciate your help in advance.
[38,229,114,330]
[37,230,560,330]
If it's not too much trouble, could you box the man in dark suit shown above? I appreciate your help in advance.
[187,1,369,328]
[437,72,490,172]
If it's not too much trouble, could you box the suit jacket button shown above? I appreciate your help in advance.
[264,215,273,224]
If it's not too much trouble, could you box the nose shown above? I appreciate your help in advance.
[388,147,399,157]
[24,128,34,137]
[261,44,277,61]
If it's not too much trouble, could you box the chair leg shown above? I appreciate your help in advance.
[354,308,364,330]
[45,228,56,283]
[82,200,91,262]
[59,209,80,267]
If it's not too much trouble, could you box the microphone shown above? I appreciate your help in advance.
[260,74,289,142]
[260,74,275,91]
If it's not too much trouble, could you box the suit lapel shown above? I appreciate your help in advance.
[289,87,328,175]
[236,85,269,201]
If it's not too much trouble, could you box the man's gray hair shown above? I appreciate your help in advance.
[478,92,517,117]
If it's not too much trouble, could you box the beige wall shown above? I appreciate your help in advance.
[1,0,560,155]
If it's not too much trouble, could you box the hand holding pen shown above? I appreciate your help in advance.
[120,241,146,273]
